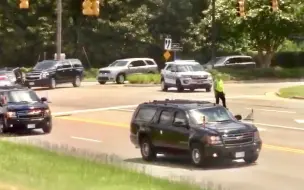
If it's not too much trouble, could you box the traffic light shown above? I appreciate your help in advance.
[92,0,100,16]
[19,0,29,9]
[236,0,245,17]
[270,0,279,11]
[82,0,93,16]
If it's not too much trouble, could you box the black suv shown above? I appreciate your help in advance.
[24,59,84,89]
[0,67,25,85]
[0,85,52,133]
[130,99,262,167]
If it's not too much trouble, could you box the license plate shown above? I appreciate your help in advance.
[27,124,35,129]
[235,151,245,158]
[29,82,34,85]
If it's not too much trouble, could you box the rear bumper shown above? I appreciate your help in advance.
[7,117,52,130]
[204,141,262,159]
[24,78,50,87]
[130,133,139,148]
[97,75,116,82]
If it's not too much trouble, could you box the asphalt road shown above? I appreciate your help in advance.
[4,81,304,190]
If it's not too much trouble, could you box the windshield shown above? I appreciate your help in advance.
[189,107,235,124]
[177,64,204,72]
[34,61,57,70]
[206,57,225,65]
[108,60,128,67]
[6,90,40,103]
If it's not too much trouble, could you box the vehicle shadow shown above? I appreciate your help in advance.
[124,155,256,171]
[157,90,210,93]
[0,129,44,138]
[32,86,71,91]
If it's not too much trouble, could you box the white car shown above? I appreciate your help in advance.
[160,60,213,92]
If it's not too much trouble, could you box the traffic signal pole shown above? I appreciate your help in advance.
[211,0,216,68]
[56,0,62,60]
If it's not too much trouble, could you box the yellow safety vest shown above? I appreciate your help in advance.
[215,79,224,92]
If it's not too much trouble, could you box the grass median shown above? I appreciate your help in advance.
[0,140,204,190]
[278,85,304,98]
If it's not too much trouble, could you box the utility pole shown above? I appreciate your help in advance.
[56,0,62,60]
[211,0,216,68]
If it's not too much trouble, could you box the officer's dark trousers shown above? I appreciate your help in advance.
[215,90,226,108]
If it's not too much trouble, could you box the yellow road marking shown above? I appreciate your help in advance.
[57,116,304,155]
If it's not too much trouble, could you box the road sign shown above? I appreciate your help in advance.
[164,38,172,50]
[171,43,183,51]
[163,51,171,61]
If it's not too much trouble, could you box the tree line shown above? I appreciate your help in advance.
[0,0,303,68]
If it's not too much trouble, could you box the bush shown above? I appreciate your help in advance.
[127,74,161,84]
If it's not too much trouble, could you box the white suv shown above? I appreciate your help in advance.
[160,60,213,92]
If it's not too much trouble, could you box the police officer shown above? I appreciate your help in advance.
[213,73,227,108]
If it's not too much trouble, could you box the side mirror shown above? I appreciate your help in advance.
[41,97,47,102]
[235,114,242,121]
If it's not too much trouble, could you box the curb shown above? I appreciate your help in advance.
[275,92,304,100]
[224,78,304,84]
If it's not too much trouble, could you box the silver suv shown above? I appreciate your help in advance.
[160,60,213,92]
[203,55,256,69]
[97,58,158,84]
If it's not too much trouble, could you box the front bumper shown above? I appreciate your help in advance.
[97,73,117,82]
[204,141,262,159]
[7,116,52,130]
[180,78,213,89]
[24,78,50,87]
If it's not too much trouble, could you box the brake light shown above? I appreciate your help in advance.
[0,75,7,80]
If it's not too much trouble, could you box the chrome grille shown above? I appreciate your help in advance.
[99,70,110,74]
[26,75,40,80]
[191,75,208,79]
[17,110,43,119]
[222,132,253,146]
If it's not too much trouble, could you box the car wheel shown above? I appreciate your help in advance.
[72,75,81,87]
[161,79,168,91]
[189,88,195,92]
[42,124,52,134]
[176,80,184,92]
[206,87,211,92]
[49,78,56,89]
[140,137,156,161]
[99,81,106,85]
[244,154,259,164]
[116,74,125,84]
[190,143,206,167]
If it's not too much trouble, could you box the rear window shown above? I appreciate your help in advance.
[135,107,157,122]
[145,60,156,65]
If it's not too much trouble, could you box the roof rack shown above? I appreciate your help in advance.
[146,99,213,106]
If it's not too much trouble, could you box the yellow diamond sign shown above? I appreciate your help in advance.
[163,51,171,61]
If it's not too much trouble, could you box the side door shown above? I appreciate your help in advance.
[166,65,177,84]
[54,62,65,83]
[61,60,74,82]
[168,110,190,150]
[128,60,147,74]
[224,58,237,67]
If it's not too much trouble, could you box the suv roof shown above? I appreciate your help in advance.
[140,99,218,111]
[165,60,199,65]
[117,58,155,62]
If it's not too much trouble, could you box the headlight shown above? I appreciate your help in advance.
[43,109,51,116]
[204,135,222,145]
[254,131,260,141]
[6,112,16,118]
[41,72,49,78]
[207,75,212,80]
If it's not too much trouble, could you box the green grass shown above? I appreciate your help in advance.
[278,85,304,98]
[127,74,161,84]
[0,140,204,190]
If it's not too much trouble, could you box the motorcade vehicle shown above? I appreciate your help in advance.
[130,99,262,167]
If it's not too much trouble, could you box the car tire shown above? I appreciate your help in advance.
[49,78,56,89]
[161,79,168,91]
[244,154,259,164]
[176,80,184,92]
[72,75,81,87]
[190,143,206,167]
[206,87,211,92]
[189,88,195,92]
[116,73,125,84]
[140,137,156,161]
[42,124,52,134]
[99,81,106,85]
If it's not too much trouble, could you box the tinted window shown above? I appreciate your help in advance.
[34,61,57,70]
[165,64,172,70]
[240,57,253,62]
[135,107,157,122]
[72,60,83,68]
[145,60,156,65]
[62,61,72,69]
[5,90,40,103]
[173,111,187,125]
[131,61,146,67]
[176,64,204,72]
[158,110,172,124]
[189,107,234,124]
[109,60,128,67]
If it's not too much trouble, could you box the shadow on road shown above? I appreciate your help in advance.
[124,155,256,171]
[157,89,210,93]
[32,86,71,91]
[0,129,44,138]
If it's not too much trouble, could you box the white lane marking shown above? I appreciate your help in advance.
[53,105,138,117]
[295,120,304,124]
[243,121,304,131]
[70,136,102,143]
[245,108,296,114]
